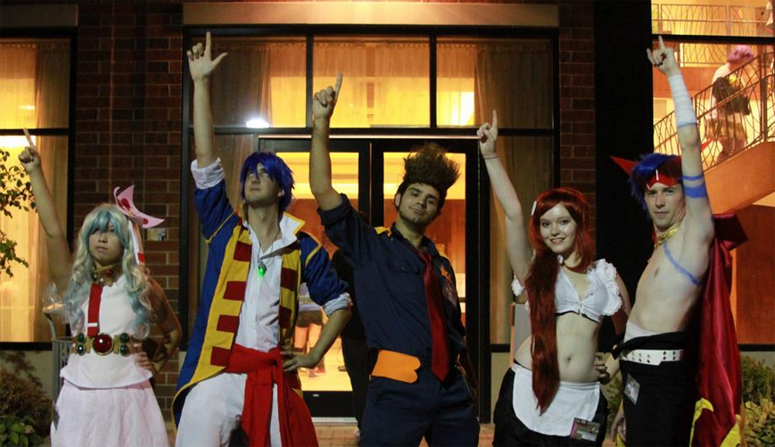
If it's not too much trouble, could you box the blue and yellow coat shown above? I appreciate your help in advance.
[173,181,347,427]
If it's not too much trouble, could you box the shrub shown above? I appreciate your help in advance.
[0,369,51,441]
[741,356,775,404]
[0,415,43,447]
[745,399,775,447]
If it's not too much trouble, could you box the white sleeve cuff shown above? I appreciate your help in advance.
[191,158,225,189]
[322,293,352,316]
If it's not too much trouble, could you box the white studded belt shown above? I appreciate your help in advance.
[620,349,684,366]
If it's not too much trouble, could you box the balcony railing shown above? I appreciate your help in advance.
[652,3,772,37]
[653,52,775,170]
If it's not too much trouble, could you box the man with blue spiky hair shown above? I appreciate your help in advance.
[607,37,746,447]
[173,32,351,447]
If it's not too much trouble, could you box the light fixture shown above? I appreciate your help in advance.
[246,117,270,128]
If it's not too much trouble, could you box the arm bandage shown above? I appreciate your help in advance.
[668,74,698,129]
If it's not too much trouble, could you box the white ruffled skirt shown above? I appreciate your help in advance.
[51,380,168,447]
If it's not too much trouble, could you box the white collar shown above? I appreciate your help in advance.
[242,213,305,256]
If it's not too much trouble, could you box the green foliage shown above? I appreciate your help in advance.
[742,356,775,404]
[0,357,51,440]
[0,147,34,277]
[0,415,42,447]
[745,399,775,447]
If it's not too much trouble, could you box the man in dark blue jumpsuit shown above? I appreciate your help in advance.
[309,74,480,447]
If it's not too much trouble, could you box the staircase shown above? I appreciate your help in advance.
[652,52,775,212]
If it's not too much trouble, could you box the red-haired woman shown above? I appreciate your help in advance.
[478,111,631,446]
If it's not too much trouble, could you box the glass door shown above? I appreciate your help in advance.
[262,137,370,418]
[260,137,481,418]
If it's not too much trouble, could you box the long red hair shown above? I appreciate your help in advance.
[525,187,594,412]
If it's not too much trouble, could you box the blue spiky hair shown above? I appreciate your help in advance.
[628,153,683,210]
[239,152,295,213]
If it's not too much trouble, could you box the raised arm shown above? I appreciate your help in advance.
[648,36,714,244]
[309,74,344,211]
[187,32,227,169]
[477,111,533,282]
[18,129,71,292]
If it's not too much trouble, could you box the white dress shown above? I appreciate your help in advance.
[51,276,168,447]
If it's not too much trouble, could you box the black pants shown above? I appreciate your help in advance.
[620,359,695,447]
[342,336,371,428]
[493,368,608,447]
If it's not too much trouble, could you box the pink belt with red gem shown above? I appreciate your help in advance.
[70,332,135,356]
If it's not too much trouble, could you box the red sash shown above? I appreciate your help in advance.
[225,344,318,447]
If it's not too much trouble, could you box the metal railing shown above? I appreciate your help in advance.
[653,52,775,170]
[652,3,772,37]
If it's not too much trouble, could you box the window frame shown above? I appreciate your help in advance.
[181,25,561,422]
[0,28,77,350]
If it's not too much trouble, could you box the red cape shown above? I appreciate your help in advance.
[692,213,747,447]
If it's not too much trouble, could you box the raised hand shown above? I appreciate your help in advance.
[312,73,343,122]
[187,31,227,82]
[647,36,679,77]
[18,128,41,175]
[477,110,499,157]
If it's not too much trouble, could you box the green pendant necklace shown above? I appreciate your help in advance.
[256,226,281,278]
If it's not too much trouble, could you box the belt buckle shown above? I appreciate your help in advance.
[92,333,114,355]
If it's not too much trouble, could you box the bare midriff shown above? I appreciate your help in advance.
[514,312,601,383]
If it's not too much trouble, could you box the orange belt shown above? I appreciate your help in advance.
[371,350,422,384]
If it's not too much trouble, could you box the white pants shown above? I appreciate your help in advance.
[176,372,281,447]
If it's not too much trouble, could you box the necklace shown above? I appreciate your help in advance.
[654,227,679,248]
[257,226,282,278]
[90,262,121,286]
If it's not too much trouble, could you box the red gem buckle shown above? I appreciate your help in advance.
[92,333,114,355]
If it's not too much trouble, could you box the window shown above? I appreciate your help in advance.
[652,1,773,38]
[182,30,557,359]
[0,38,71,342]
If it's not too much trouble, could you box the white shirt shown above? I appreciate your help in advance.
[61,275,153,388]
[512,259,622,324]
[192,158,350,353]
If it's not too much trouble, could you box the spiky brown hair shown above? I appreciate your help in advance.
[397,142,461,209]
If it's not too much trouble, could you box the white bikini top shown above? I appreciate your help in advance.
[512,259,622,324]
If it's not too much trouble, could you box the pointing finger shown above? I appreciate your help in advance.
[334,72,343,94]
[205,31,211,55]
[492,110,498,130]
[23,128,34,148]
[658,35,665,50]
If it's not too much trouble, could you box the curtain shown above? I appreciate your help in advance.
[437,44,477,126]
[0,41,70,342]
[210,40,271,127]
[269,42,306,128]
[313,42,370,127]
[475,41,554,344]
[372,42,430,126]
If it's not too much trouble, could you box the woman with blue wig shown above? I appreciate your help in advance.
[19,130,180,447]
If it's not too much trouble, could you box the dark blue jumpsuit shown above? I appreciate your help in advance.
[319,195,479,447]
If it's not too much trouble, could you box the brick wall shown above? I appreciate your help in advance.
[5,0,595,415]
